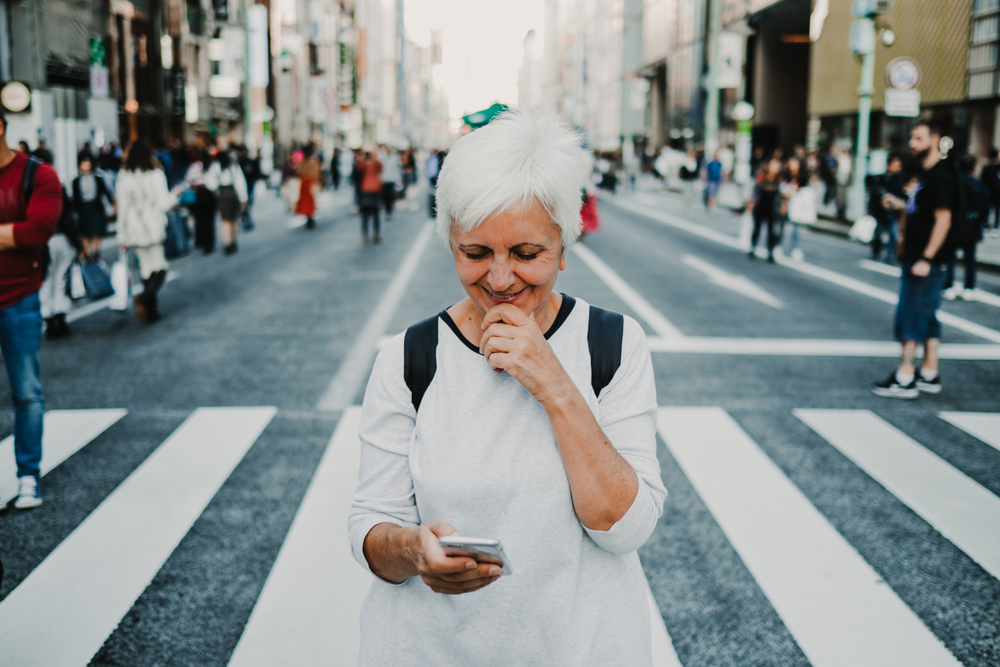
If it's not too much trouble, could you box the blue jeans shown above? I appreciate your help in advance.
[894,264,945,343]
[0,292,45,478]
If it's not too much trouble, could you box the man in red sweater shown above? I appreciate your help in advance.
[0,107,63,509]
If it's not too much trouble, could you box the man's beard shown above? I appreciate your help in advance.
[912,147,931,165]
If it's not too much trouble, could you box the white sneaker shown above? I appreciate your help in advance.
[943,287,959,301]
[14,475,42,509]
[961,288,976,302]
[791,248,804,262]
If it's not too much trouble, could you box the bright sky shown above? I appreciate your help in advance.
[405,0,545,118]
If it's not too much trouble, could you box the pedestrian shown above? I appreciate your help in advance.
[71,155,115,261]
[400,147,416,200]
[295,146,321,229]
[349,108,666,665]
[818,145,836,207]
[979,147,1000,237]
[943,154,988,301]
[782,157,816,262]
[32,139,54,166]
[870,155,906,263]
[206,149,248,255]
[0,107,63,509]
[116,139,185,323]
[40,187,84,340]
[835,147,852,219]
[679,149,699,209]
[331,147,342,190]
[185,151,218,254]
[873,121,955,399]
[358,149,384,245]
[748,159,782,262]
[381,145,402,221]
[703,151,723,211]
[17,140,29,155]
[427,148,445,218]
[237,147,261,231]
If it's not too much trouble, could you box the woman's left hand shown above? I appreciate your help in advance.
[480,303,571,404]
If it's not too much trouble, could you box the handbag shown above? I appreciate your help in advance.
[788,186,817,224]
[738,210,754,250]
[849,215,878,244]
[66,261,86,300]
[79,260,115,300]
[109,260,129,311]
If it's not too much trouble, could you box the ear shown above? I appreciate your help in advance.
[559,249,567,272]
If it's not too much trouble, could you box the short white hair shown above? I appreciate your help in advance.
[435,108,590,249]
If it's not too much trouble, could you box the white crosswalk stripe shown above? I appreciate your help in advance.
[0,406,277,666]
[657,407,962,667]
[0,408,127,505]
[3,405,996,665]
[228,407,370,667]
[796,409,1000,580]
[939,411,1000,453]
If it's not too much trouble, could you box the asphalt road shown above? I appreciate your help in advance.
[0,184,998,666]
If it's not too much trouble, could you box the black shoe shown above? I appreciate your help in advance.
[916,371,942,394]
[224,243,238,256]
[305,217,316,229]
[45,315,71,340]
[748,251,756,260]
[766,254,775,264]
[872,372,918,399]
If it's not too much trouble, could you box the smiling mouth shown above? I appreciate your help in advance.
[483,286,525,301]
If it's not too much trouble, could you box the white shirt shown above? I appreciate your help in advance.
[349,296,667,666]
[204,161,249,203]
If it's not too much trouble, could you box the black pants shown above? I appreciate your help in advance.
[382,182,396,217]
[945,241,978,290]
[192,190,217,252]
[361,207,381,237]
[751,209,779,257]
[989,201,1000,229]
[142,270,167,318]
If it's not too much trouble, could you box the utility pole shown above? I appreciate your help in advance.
[847,0,891,220]
[703,0,722,154]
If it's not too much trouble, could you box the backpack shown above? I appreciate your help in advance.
[948,163,986,248]
[19,156,53,275]
[403,304,625,412]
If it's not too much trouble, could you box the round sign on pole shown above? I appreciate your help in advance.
[886,57,921,91]
[732,101,755,121]
[1,82,31,113]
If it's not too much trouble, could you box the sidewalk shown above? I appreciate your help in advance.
[630,176,1000,271]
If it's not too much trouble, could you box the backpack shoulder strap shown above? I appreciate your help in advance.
[21,156,41,205]
[404,314,440,412]
[588,305,625,399]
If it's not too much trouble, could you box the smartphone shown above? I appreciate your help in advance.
[438,536,513,576]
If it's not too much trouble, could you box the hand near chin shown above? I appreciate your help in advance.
[480,303,570,403]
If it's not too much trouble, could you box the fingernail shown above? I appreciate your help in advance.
[466,561,477,569]
[489,567,501,576]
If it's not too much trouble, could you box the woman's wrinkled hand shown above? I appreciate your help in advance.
[409,519,502,595]
[479,303,572,404]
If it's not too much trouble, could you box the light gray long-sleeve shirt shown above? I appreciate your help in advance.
[349,296,667,666]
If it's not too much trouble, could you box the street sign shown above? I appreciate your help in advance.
[885,88,920,117]
[170,67,186,116]
[89,36,106,66]
[90,66,110,98]
[886,57,920,91]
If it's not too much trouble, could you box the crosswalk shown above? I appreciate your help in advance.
[0,405,997,666]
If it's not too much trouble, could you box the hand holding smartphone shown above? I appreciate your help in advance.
[438,536,513,576]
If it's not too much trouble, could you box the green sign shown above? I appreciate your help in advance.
[89,36,106,66]
[736,120,752,134]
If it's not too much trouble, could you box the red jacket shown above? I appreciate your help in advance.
[0,152,63,311]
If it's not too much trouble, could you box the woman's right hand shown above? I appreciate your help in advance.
[408,520,502,595]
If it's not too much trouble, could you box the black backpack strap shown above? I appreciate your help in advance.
[21,156,41,205]
[404,314,439,412]
[588,305,624,399]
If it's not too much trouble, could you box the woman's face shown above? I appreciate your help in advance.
[79,160,92,174]
[450,198,566,320]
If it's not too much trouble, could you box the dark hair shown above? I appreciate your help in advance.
[125,139,155,172]
[990,147,999,160]
[912,120,941,138]
[217,150,232,169]
[959,154,977,174]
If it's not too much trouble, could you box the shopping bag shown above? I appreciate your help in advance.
[849,215,878,244]
[738,210,754,251]
[67,262,86,300]
[281,177,301,211]
[109,261,129,311]
[164,209,190,259]
[79,261,115,300]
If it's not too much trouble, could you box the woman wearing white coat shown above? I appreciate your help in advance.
[116,140,186,323]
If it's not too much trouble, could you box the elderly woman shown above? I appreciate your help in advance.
[349,109,667,665]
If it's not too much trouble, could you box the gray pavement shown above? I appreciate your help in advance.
[0,184,998,666]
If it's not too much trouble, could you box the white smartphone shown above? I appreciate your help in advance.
[438,536,514,576]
